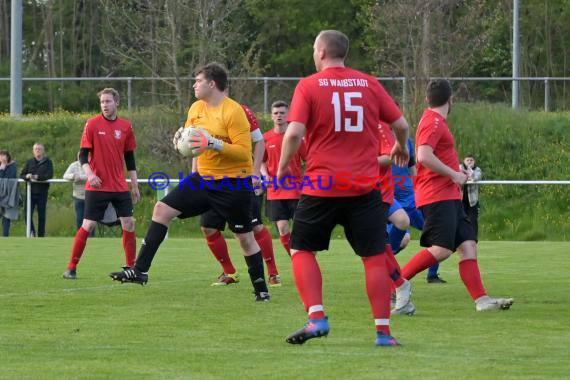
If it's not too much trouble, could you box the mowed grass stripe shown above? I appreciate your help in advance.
[0,238,568,379]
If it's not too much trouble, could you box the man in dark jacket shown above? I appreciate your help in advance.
[20,143,54,237]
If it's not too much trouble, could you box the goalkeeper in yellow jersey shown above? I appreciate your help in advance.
[110,62,271,301]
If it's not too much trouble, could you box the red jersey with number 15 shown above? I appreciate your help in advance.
[414,109,461,207]
[288,67,402,197]
[80,114,136,192]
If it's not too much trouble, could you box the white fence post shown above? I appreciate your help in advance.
[26,181,31,237]
[263,77,269,114]
[164,184,169,240]
[128,77,133,111]
[544,78,550,112]
[402,77,407,111]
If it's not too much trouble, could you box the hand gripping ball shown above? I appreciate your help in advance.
[177,127,208,158]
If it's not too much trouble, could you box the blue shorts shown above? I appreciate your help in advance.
[387,199,404,217]
[386,223,409,235]
[404,206,425,230]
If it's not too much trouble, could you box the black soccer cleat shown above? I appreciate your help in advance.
[426,275,447,284]
[109,266,148,285]
[255,291,271,302]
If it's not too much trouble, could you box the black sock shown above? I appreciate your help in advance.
[244,251,268,294]
[135,221,168,272]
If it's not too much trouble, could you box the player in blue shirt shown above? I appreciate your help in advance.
[388,138,446,283]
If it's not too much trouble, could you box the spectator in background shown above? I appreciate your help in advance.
[20,143,54,237]
[63,153,95,237]
[461,154,482,239]
[0,150,18,236]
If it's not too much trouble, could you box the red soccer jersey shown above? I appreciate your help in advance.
[288,67,402,197]
[414,109,461,207]
[80,114,136,192]
[263,129,306,200]
[378,121,395,205]
[242,104,260,133]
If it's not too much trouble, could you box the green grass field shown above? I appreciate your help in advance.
[1,238,568,379]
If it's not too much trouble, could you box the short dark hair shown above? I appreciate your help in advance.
[97,88,120,103]
[0,150,11,162]
[194,62,228,91]
[426,79,452,107]
[271,100,289,109]
[464,153,475,159]
[318,30,349,60]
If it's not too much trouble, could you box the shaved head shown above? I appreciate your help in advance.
[316,30,349,60]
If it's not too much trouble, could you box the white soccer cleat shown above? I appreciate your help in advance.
[394,279,412,310]
[475,296,514,311]
[392,301,416,316]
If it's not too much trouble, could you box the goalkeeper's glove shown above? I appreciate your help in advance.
[190,128,224,153]
[172,126,184,150]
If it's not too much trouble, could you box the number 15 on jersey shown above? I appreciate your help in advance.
[332,91,363,132]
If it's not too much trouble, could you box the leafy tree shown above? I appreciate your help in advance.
[244,0,369,76]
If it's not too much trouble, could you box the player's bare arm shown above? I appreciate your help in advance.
[260,162,269,179]
[252,138,265,180]
[251,138,265,194]
[128,170,140,204]
[124,150,140,203]
[389,116,410,167]
[79,148,102,188]
[277,121,305,183]
[417,144,467,185]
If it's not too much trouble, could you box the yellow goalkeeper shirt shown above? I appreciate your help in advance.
[184,96,252,179]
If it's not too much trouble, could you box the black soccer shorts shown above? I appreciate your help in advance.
[419,200,477,251]
[162,175,253,234]
[290,189,387,257]
[265,199,298,222]
[200,191,262,230]
[84,190,133,221]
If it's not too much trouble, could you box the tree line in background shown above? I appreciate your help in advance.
[1,0,570,115]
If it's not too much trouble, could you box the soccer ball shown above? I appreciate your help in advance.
[176,127,208,158]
